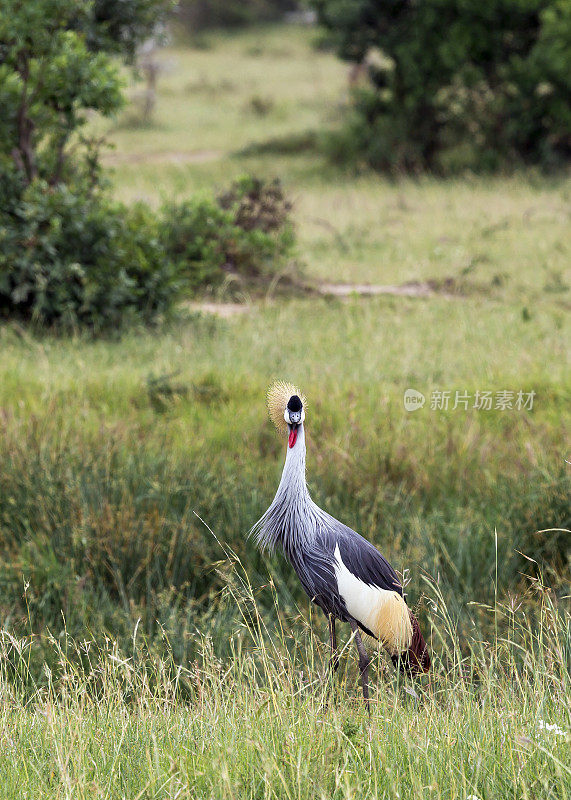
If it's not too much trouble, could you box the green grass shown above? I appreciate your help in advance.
[0,565,569,800]
[107,26,345,155]
[0,297,568,667]
[93,25,571,293]
[1,22,570,799]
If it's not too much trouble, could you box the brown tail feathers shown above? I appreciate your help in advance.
[392,611,430,675]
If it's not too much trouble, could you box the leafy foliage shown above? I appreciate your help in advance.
[0,183,178,329]
[0,0,123,188]
[81,0,172,62]
[0,0,225,330]
[0,3,296,328]
[161,177,295,290]
[177,0,298,31]
[160,199,233,291]
[218,175,293,235]
[0,175,295,327]
[315,0,571,172]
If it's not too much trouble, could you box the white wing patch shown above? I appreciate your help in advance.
[333,544,413,655]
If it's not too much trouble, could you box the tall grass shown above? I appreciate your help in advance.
[0,549,569,799]
[0,296,568,672]
[0,394,567,673]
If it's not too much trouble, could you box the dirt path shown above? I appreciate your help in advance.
[103,149,223,166]
[187,280,453,316]
[186,302,251,318]
[318,281,436,298]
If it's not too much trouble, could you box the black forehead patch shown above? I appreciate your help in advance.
[287,395,302,412]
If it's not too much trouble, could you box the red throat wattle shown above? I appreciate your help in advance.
[288,427,298,448]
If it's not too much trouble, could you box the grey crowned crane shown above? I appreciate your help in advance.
[251,381,430,708]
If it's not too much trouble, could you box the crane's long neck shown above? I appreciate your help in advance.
[276,424,309,505]
[250,424,320,553]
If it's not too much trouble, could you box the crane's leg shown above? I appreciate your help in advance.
[322,614,339,708]
[328,614,339,673]
[349,620,371,713]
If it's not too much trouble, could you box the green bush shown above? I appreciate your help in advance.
[0,0,177,331]
[315,0,571,172]
[160,198,235,291]
[177,0,298,31]
[161,177,295,290]
[0,182,178,330]
[0,176,295,329]
[0,2,298,331]
[81,0,172,62]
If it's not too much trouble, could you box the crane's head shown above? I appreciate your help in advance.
[267,381,306,449]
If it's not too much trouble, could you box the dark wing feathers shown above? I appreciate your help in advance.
[283,512,403,624]
[285,539,346,619]
[282,511,428,668]
[334,521,403,596]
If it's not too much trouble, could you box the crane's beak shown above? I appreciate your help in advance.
[288,423,298,448]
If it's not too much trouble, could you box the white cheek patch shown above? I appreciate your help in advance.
[333,545,412,654]
[284,408,305,424]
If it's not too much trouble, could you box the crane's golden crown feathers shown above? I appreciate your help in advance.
[267,380,307,435]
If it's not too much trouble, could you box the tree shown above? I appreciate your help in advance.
[82,0,171,62]
[0,0,176,328]
[0,0,170,190]
[314,0,571,171]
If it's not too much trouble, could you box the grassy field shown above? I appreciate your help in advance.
[97,26,571,292]
[0,580,569,800]
[1,22,570,799]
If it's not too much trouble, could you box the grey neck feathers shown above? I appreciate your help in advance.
[250,425,326,553]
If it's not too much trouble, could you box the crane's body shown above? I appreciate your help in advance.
[251,382,430,706]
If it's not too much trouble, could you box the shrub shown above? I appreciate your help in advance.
[177,0,298,31]
[0,182,178,330]
[161,177,295,290]
[217,176,292,235]
[315,0,571,172]
[0,176,295,328]
[159,198,232,291]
